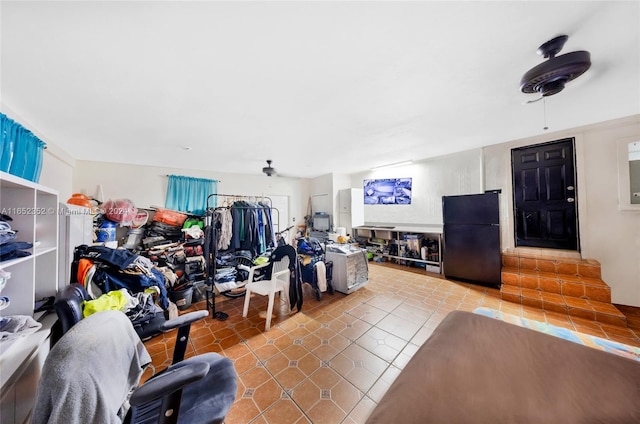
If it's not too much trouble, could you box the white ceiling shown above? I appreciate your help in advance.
[1,1,639,179]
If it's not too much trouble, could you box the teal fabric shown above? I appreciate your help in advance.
[165,175,216,215]
[0,113,46,182]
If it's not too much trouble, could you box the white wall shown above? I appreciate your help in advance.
[73,160,306,229]
[29,112,640,307]
[351,148,483,225]
[308,173,333,220]
[39,144,75,201]
[484,115,640,307]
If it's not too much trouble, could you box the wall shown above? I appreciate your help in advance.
[484,115,640,307]
[73,160,306,229]
[307,174,333,224]
[14,106,640,307]
[351,148,483,225]
[39,144,75,202]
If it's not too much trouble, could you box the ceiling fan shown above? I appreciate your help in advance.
[262,160,277,177]
[520,34,591,103]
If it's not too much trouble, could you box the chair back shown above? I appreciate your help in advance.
[272,255,289,274]
[54,283,90,335]
[270,256,290,288]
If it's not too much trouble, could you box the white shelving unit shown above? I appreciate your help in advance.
[354,224,443,273]
[0,171,59,424]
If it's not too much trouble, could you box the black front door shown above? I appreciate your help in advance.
[511,138,579,250]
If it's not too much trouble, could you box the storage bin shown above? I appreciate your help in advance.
[96,220,117,243]
[426,265,441,273]
[191,281,207,303]
[168,286,193,311]
[375,230,393,240]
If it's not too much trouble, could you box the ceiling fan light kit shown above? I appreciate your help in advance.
[520,34,591,98]
[262,160,276,177]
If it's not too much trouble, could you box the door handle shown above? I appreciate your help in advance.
[567,198,575,202]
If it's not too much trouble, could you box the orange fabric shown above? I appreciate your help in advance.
[76,258,94,286]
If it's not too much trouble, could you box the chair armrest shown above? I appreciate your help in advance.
[160,310,208,332]
[129,362,210,406]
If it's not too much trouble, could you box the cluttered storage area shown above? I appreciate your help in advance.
[57,191,349,336]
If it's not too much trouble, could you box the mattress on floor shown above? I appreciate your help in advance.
[365,310,640,424]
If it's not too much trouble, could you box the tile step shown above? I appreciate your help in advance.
[501,267,611,303]
[500,285,627,327]
[502,252,601,279]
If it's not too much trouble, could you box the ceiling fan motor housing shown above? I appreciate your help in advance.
[520,35,591,97]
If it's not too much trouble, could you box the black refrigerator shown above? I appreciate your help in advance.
[442,192,501,288]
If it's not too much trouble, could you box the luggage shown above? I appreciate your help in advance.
[152,208,188,227]
[147,221,183,242]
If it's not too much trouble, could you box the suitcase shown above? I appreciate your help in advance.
[152,208,188,227]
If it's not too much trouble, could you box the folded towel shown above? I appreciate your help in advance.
[0,315,42,341]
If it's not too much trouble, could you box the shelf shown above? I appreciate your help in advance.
[377,253,439,266]
[0,314,56,389]
[355,224,443,274]
[0,172,59,424]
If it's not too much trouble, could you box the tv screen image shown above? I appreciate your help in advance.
[364,178,412,205]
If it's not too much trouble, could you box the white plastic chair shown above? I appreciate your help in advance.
[242,256,290,331]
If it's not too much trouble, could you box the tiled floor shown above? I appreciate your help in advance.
[144,262,640,424]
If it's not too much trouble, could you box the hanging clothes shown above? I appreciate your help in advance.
[215,208,233,251]
[259,202,276,249]
[230,201,261,257]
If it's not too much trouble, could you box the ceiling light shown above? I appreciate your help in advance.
[371,161,413,171]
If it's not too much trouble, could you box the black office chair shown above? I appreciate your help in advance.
[33,310,237,424]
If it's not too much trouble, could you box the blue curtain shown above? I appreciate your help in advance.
[165,175,217,215]
[0,113,47,182]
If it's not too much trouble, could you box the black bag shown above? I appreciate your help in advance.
[130,310,166,341]
[127,291,167,341]
[147,221,183,242]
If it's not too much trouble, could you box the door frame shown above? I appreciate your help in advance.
[510,137,581,251]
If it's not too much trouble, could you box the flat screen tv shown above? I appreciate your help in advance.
[364,178,412,205]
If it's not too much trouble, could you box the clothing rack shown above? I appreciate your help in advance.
[205,193,280,230]
[206,193,273,209]
[203,193,280,320]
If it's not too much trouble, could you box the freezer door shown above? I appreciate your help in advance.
[442,193,499,225]
[443,223,501,287]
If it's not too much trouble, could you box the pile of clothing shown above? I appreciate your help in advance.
[0,215,32,262]
[71,245,169,339]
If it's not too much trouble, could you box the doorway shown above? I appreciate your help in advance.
[511,138,579,250]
